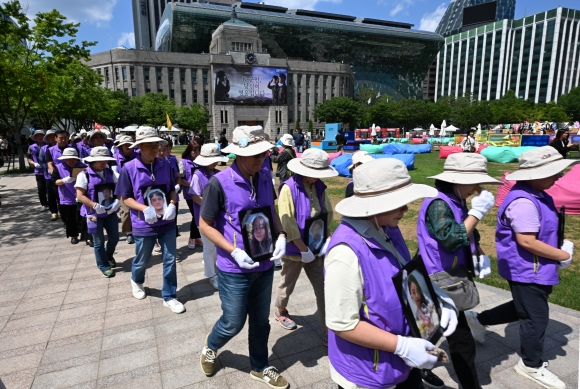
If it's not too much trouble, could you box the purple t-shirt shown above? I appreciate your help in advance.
[503,197,541,233]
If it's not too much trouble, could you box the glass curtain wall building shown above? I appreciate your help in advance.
[433,7,580,103]
[155,2,444,100]
[436,0,516,37]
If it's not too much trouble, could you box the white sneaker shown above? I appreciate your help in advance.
[153,244,161,253]
[209,274,219,290]
[514,358,565,389]
[274,258,282,267]
[163,298,185,313]
[465,311,486,344]
[188,238,196,250]
[130,279,146,300]
[39,205,48,212]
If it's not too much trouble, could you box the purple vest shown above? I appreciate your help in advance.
[114,149,137,172]
[182,157,198,201]
[326,222,411,388]
[167,155,180,201]
[56,162,86,205]
[192,166,214,226]
[49,144,70,166]
[123,156,174,230]
[279,175,326,256]
[214,161,275,274]
[29,143,44,175]
[40,145,52,180]
[79,166,116,218]
[417,191,476,275]
[496,183,559,285]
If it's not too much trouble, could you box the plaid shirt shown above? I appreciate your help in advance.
[425,199,480,252]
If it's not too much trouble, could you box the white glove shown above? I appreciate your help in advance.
[62,176,76,184]
[93,203,107,215]
[34,162,41,168]
[439,301,458,337]
[301,249,315,263]
[468,190,495,220]
[271,236,287,261]
[162,204,177,220]
[478,255,491,278]
[107,199,120,214]
[394,335,438,370]
[559,240,574,269]
[320,237,331,256]
[231,248,260,269]
[143,206,158,224]
[175,184,181,193]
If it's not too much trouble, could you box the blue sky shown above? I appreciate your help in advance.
[5,0,580,54]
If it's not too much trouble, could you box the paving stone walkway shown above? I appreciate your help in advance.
[0,172,578,389]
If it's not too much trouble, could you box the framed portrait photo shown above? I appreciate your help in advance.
[393,255,444,344]
[239,206,275,262]
[304,213,327,255]
[141,185,169,218]
[94,183,116,209]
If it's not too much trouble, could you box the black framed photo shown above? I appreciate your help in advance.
[141,185,169,218]
[304,213,327,255]
[94,183,116,209]
[393,255,444,344]
[239,206,275,261]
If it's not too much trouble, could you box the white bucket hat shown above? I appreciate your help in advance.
[84,146,116,162]
[348,150,373,170]
[428,153,500,185]
[194,143,228,166]
[130,127,168,148]
[506,146,579,181]
[88,130,107,146]
[43,129,56,143]
[57,147,81,161]
[280,134,294,147]
[221,126,272,157]
[287,148,338,179]
[30,130,45,140]
[336,159,438,217]
[115,135,134,147]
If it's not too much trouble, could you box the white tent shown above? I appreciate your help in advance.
[158,126,181,133]
[429,124,435,136]
[476,123,482,135]
[446,124,459,133]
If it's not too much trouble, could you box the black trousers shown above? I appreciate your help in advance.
[477,281,552,368]
[338,368,423,389]
[77,203,90,242]
[35,174,48,206]
[46,179,58,214]
[185,199,201,240]
[446,311,480,389]
[59,204,79,238]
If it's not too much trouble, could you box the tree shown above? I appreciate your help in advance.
[0,0,95,168]
[98,90,143,130]
[139,93,176,129]
[307,119,313,134]
[558,86,580,121]
[313,97,362,130]
[547,104,570,123]
[177,104,211,133]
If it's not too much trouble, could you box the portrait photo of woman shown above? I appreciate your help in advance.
[406,271,440,340]
[247,213,273,258]
[99,188,114,207]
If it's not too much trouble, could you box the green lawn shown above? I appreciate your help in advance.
[172,147,580,311]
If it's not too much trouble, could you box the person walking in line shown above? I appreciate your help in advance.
[53,148,86,244]
[181,140,204,250]
[39,130,60,221]
[273,149,335,341]
[325,159,458,389]
[344,150,373,198]
[197,126,289,388]
[218,130,228,166]
[271,134,296,184]
[464,146,576,389]
[111,135,137,244]
[76,147,121,277]
[27,130,49,212]
[416,153,500,389]
[189,143,228,290]
[115,127,184,314]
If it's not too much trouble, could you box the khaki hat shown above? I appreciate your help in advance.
[506,146,579,181]
[88,130,107,146]
[31,130,45,140]
[221,126,272,157]
[287,148,338,179]
[43,129,56,143]
[280,134,294,147]
[348,150,374,170]
[57,147,81,160]
[115,135,134,147]
[428,153,500,185]
[194,143,228,166]
[84,146,116,162]
[336,159,437,217]
[130,127,168,148]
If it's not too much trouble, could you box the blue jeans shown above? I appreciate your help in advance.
[133,228,177,301]
[297,145,304,153]
[92,213,120,271]
[208,266,274,372]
